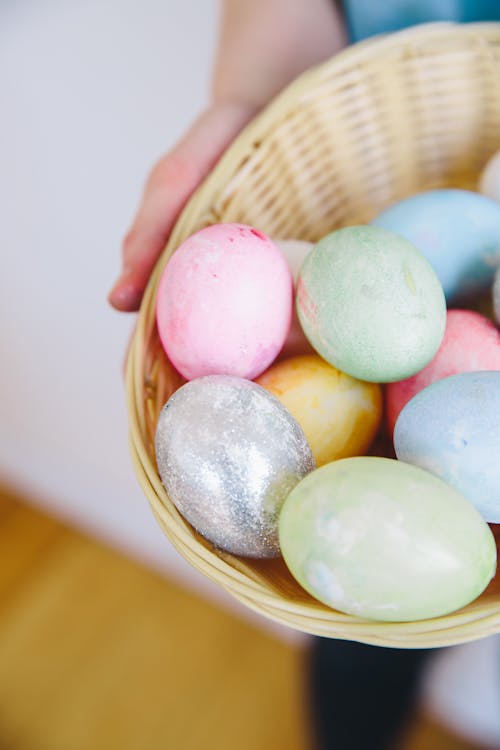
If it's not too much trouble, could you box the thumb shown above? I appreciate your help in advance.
[108,101,256,312]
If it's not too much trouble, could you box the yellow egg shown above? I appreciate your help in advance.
[256,355,382,466]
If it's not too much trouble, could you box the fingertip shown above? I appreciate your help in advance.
[108,279,143,312]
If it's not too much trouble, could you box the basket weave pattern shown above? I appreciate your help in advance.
[128,23,500,647]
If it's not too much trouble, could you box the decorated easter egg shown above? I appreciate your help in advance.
[372,189,500,300]
[256,354,382,466]
[155,375,315,558]
[494,267,500,325]
[275,239,313,284]
[275,239,315,359]
[156,223,293,381]
[279,310,315,360]
[297,225,446,382]
[279,457,496,621]
[479,149,500,204]
[394,371,500,523]
[386,309,500,435]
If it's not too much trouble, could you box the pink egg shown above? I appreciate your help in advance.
[386,309,500,435]
[278,307,315,361]
[274,239,315,361]
[156,223,293,380]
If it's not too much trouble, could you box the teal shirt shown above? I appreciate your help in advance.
[343,0,500,42]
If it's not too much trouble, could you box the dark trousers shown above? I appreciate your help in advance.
[309,637,435,750]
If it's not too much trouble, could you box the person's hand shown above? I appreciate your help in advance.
[108,100,256,312]
[108,0,346,313]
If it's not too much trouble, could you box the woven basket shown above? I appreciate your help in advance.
[128,22,500,648]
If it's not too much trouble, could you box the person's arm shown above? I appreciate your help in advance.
[108,0,346,311]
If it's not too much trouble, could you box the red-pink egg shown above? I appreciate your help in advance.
[386,309,500,435]
[156,223,293,381]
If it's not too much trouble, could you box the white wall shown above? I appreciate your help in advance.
[0,0,283,631]
[1,2,500,741]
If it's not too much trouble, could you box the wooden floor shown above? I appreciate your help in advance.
[0,485,485,750]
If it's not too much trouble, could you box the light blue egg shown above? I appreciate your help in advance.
[394,371,500,523]
[372,190,500,301]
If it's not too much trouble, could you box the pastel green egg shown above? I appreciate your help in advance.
[296,226,446,382]
[279,457,496,622]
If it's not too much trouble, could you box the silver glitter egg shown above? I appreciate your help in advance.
[494,266,500,325]
[155,375,315,558]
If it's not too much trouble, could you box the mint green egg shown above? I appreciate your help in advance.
[279,457,496,622]
[296,226,446,382]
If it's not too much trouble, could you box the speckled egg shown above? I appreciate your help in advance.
[256,354,382,466]
[155,375,315,558]
[296,225,446,382]
[394,371,500,523]
[279,457,496,621]
[156,223,293,381]
[479,150,500,204]
[386,309,500,435]
[372,189,500,300]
